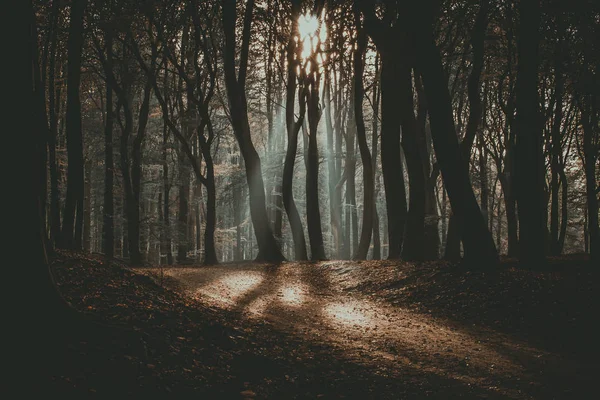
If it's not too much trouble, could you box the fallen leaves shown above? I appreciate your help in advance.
[47,250,594,399]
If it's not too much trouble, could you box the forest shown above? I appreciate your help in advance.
[16,0,599,397]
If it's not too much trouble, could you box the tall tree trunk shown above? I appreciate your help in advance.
[380,52,407,259]
[550,38,564,256]
[48,0,62,246]
[122,188,129,258]
[281,0,308,261]
[114,186,123,257]
[273,108,284,243]
[177,152,190,263]
[21,5,84,367]
[515,0,545,265]
[352,7,374,260]
[345,107,359,258]
[102,34,114,258]
[445,0,489,262]
[127,81,152,265]
[305,55,326,261]
[325,72,342,259]
[222,0,284,262]
[415,74,440,259]
[371,55,381,260]
[399,65,426,261]
[336,106,348,258]
[234,158,243,261]
[580,99,599,264]
[83,158,92,252]
[203,161,218,265]
[478,134,489,226]
[557,169,568,253]
[411,1,498,266]
[61,0,88,249]
[161,79,173,265]
[498,166,518,257]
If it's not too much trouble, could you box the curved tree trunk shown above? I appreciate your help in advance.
[222,0,285,263]
[281,0,308,261]
[411,1,498,266]
[353,8,374,260]
[306,57,327,261]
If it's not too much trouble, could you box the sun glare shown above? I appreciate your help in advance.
[298,13,327,61]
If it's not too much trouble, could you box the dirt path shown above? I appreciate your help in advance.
[153,263,585,399]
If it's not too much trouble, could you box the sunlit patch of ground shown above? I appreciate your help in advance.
[277,283,307,307]
[154,262,581,399]
[324,301,373,328]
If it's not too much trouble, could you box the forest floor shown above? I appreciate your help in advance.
[42,251,594,399]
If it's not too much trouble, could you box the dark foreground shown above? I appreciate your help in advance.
[37,251,594,398]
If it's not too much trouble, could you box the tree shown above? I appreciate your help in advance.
[102,28,115,259]
[61,0,88,250]
[443,0,490,261]
[352,4,374,260]
[282,0,308,261]
[515,0,546,266]
[409,0,498,266]
[303,12,327,261]
[358,0,408,260]
[222,0,285,262]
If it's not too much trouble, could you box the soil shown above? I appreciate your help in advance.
[37,251,595,398]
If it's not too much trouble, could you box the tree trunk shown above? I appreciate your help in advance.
[580,99,599,264]
[371,56,382,260]
[203,162,218,265]
[234,158,243,261]
[161,84,173,265]
[102,35,114,258]
[115,187,123,257]
[83,158,92,252]
[399,65,426,261]
[222,0,284,262]
[414,74,440,260]
[177,153,190,263]
[557,169,568,253]
[515,0,546,265]
[549,42,564,256]
[441,182,447,252]
[352,8,374,260]
[411,1,498,266]
[478,134,489,226]
[47,0,62,247]
[281,0,308,261]
[21,6,85,368]
[306,56,327,261]
[345,109,359,258]
[325,72,342,259]
[380,52,407,259]
[127,81,151,265]
[61,0,88,250]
